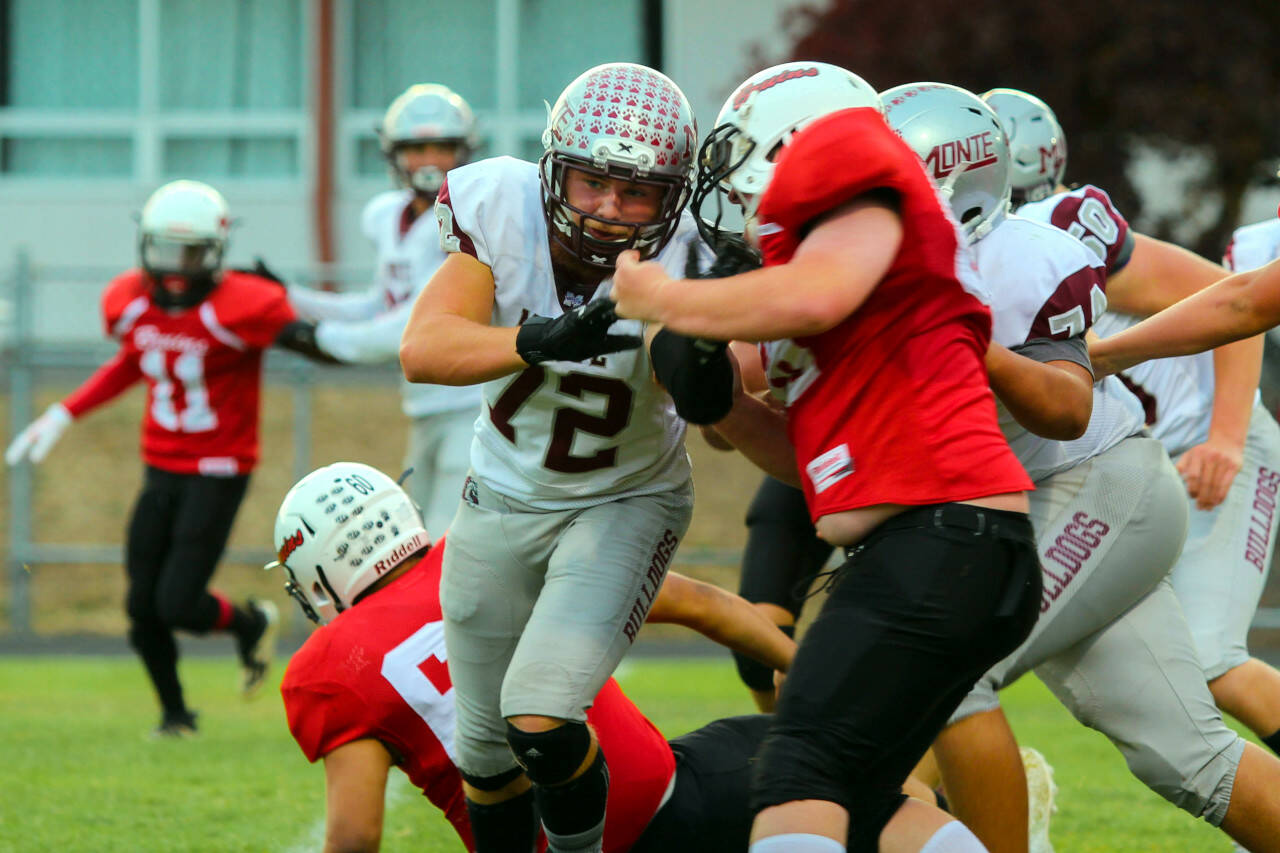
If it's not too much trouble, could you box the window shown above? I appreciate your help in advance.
[0,0,307,180]
[342,0,648,186]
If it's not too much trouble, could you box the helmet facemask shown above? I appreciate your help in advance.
[540,150,690,269]
[691,122,761,254]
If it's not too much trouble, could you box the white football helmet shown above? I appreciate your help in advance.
[691,61,881,248]
[981,88,1067,206]
[379,83,478,197]
[269,462,431,625]
[138,180,231,307]
[881,82,1011,243]
[541,62,698,268]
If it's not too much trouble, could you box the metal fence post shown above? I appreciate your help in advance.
[291,360,314,485]
[7,248,35,636]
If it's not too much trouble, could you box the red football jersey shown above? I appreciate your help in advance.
[755,108,1032,519]
[63,270,295,475]
[281,540,676,852]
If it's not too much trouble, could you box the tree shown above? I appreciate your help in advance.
[780,0,1280,256]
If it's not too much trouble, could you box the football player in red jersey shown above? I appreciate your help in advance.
[5,180,338,737]
[613,62,1041,853]
[269,461,795,853]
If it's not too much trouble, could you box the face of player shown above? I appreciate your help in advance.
[563,167,665,241]
[396,140,464,177]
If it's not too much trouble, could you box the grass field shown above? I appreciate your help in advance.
[0,654,1248,852]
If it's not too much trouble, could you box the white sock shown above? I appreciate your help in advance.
[750,834,845,853]
[919,821,988,853]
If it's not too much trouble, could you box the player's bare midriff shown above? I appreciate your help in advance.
[814,490,1030,546]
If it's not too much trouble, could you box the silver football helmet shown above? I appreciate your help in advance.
[693,61,881,249]
[379,83,478,198]
[268,462,430,625]
[981,88,1067,206]
[881,82,1012,242]
[541,62,698,268]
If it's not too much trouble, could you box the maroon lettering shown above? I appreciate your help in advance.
[924,132,999,180]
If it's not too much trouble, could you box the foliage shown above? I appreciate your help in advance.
[782,0,1280,255]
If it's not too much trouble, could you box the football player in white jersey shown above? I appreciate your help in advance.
[285,84,484,535]
[399,63,719,853]
[990,89,1280,769]
[885,84,1280,853]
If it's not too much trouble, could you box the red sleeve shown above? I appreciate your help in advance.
[759,108,913,244]
[434,177,478,258]
[281,648,377,763]
[100,271,149,339]
[209,273,298,349]
[62,350,143,418]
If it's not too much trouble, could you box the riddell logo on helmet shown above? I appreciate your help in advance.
[924,132,998,179]
[731,67,820,110]
[372,532,429,576]
[278,529,304,563]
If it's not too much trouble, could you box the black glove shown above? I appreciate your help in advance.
[232,257,287,286]
[685,236,762,280]
[515,299,642,365]
[275,320,341,364]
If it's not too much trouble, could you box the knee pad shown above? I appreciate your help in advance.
[1122,733,1244,825]
[735,624,795,691]
[506,720,593,786]
[536,747,610,849]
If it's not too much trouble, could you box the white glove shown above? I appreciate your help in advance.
[5,402,72,465]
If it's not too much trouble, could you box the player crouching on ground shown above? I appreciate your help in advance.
[269,462,798,852]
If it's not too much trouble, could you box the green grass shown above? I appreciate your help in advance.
[0,655,1249,851]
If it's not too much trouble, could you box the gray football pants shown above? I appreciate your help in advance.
[950,436,1245,824]
[442,475,694,778]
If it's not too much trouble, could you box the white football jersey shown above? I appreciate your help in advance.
[976,213,1142,480]
[1224,217,1280,273]
[298,189,483,418]
[437,156,709,509]
[363,190,483,418]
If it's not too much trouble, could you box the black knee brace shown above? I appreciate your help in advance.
[465,788,538,853]
[734,623,795,691]
[506,720,592,786]
[536,747,610,850]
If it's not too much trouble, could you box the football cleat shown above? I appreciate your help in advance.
[238,598,279,698]
[1021,746,1058,853]
[150,709,198,740]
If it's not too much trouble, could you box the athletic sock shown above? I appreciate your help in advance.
[129,622,185,716]
[1263,728,1280,756]
[919,821,986,853]
[536,749,609,853]
[749,834,844,853]
[466,788,537,853]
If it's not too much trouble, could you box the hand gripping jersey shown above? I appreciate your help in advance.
[974,213,1144,480]
[361,190,483,418]
[281,540,676,852]
[1021,185,1221,457]
[754,107,1031,519]
[62,270,295,475]
[436,156,710,509]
